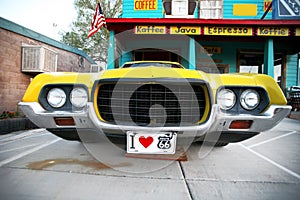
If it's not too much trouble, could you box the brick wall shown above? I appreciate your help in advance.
[0,28,92,112]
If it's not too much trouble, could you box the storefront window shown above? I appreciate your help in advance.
[199,0,223,19]
[172,0,188,15]
[133,49,180,62]
[238,51,285,89]
[163,0,197,17]
[238,53,263,74]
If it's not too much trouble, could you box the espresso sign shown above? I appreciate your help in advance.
[204,26,253,36]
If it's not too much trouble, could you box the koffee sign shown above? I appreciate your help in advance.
[135,26,166,34]
[257,27,289,36]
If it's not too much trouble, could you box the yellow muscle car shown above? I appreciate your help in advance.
[19,61,291,148]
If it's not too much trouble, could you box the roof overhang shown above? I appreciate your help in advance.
[106,18,300,33]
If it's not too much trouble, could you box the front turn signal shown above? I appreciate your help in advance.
[229,120,253,129]
[54,117,75,126]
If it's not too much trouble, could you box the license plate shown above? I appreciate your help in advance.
[127,131,177,154]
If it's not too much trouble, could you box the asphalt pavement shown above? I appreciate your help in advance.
[0,118,299,200]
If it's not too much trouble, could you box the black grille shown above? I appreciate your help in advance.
[97,83,207,126]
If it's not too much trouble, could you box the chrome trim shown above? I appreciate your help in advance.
[19,102,291,139]
[88,103,216,137]
[18,102,95,129]
[207,105,292,133]
[96,83,207,126]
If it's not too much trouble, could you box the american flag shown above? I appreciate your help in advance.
[88,3,106,38]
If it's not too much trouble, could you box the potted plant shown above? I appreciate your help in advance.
[0,109,37,134]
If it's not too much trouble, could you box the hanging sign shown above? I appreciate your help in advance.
[201,47,222,54]
[134,0,158,10]
[204,26,253,36]
[170,26,201,35]
[264,0,272,12]
[134,26,166,34]
[296,28,300,36]
[257,27,289,36]
[272,0,300,19]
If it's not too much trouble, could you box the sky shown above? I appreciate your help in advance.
[0,0,77,40]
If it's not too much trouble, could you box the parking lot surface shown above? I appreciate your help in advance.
[0,118,299,200]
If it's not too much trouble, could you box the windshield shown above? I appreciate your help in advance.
[122,62,183,69]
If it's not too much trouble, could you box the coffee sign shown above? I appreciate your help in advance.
[134,0,158,10]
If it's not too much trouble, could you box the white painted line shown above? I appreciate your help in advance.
[0,129,48,146]
[0,129,43,142]
[0,143,41,154]
[0,138,60,167]
[239,143,300,180]
[248,131,298,148]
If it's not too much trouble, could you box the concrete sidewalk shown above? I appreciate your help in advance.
[0,118,299,200]
[288,111,300,121]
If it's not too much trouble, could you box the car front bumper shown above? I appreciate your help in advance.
[19,102,291,141]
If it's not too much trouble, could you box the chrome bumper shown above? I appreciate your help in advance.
[18,102,95,129]
[208,105,292,134]
[19,102,291,138]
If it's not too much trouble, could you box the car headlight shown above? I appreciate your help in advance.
[70,88,88,108]
[47,88,66,108]
[217,89,236,110]
[240,89,260,110]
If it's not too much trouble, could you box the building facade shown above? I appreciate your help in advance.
[106,0,300,92]
[0,17,95,112]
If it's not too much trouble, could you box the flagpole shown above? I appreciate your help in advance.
[97,0,107,29]
[88,0,107,37]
